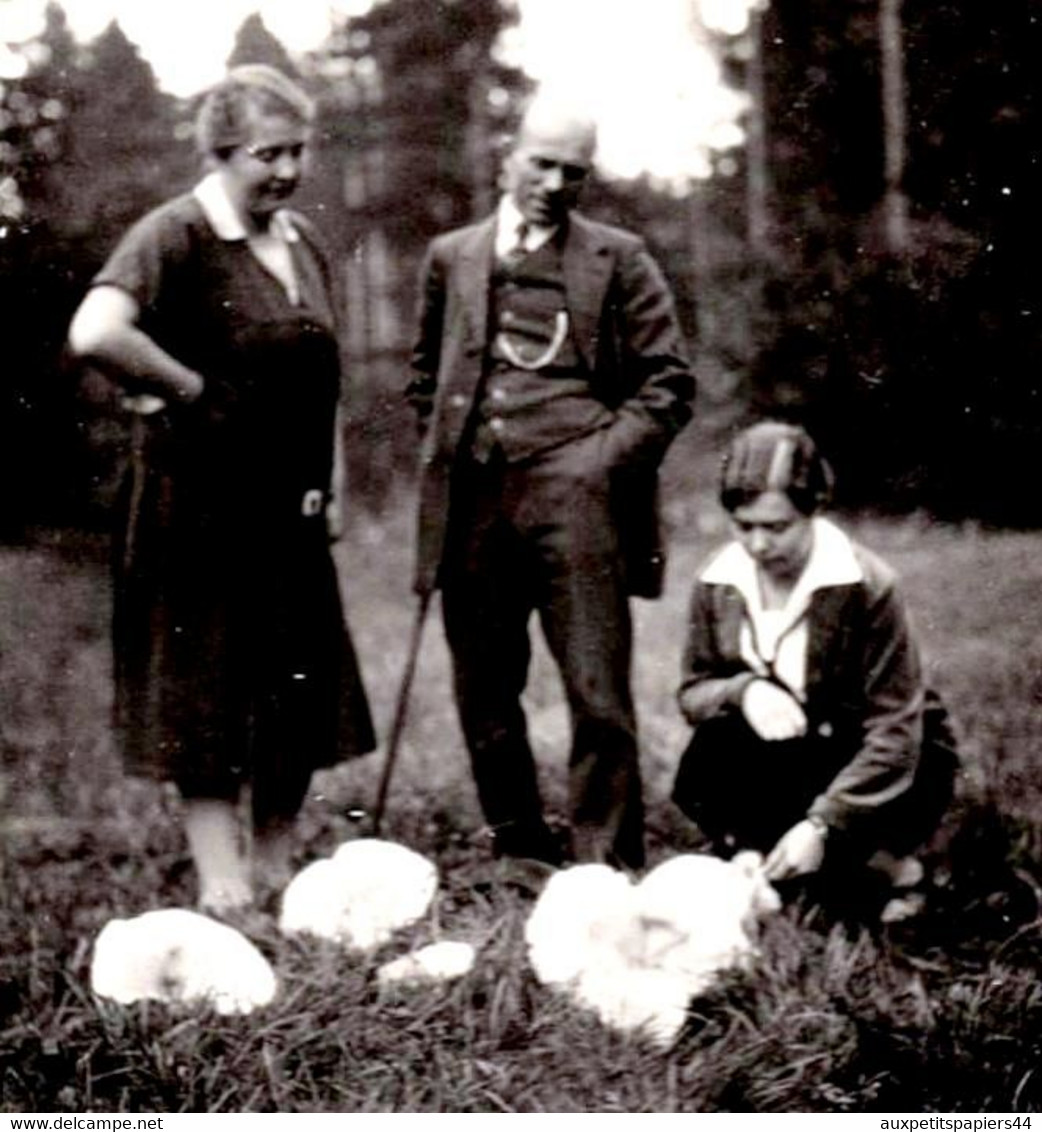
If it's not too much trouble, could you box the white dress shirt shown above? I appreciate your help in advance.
[495,195,556,259]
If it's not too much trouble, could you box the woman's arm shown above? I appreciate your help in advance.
[808,575,925,832]
[287,213,349,540]
[678,578,807,738]
[677,580,760,723]
[68,285,204,404]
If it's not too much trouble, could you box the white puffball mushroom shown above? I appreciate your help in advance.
[524,863,634,987]
[376,941,477,987]
[524,852,781,1047]
[279,838,438,951]
[635,850,779,991]
[90,908,277,1016]
[575,959,692,1049]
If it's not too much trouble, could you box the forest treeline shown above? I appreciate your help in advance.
[1,0,1039,532]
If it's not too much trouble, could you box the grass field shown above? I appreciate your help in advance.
[2,489,1042,1112]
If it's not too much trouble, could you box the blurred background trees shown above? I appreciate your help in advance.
[1,0,1040,533]
[742,0,1042,521]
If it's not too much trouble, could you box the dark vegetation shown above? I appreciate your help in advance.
[1,0,1041,531]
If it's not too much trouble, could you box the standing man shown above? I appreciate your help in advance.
[408,96,695,870]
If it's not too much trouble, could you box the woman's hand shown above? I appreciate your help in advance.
[764,818,828,881]
[740,678,808,741]
[171,370,205,403]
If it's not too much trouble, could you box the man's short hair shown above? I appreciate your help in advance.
[514,92,598,160]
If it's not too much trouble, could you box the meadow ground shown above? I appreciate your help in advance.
[2,487,1042,1112]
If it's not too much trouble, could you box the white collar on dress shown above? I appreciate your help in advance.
[700,516,864,599]
[495,194,557,257]
[193,173,299,244]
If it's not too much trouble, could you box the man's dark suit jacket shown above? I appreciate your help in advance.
[407,209,696,598]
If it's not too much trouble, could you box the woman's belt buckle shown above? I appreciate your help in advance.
[301,489,325,517]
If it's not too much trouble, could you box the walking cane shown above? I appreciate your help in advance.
[370,590,433,837]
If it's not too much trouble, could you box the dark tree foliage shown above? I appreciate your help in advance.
[1,2,1040,529]
[0,9,190,534]
[1,4,79,219]
[49,21,189,242]
[323,0,525,249]
[748,0,1042,523]
[765,0,884,227]
[900,0,1042,521]
[226,13,297,75]
[1,6,78,533]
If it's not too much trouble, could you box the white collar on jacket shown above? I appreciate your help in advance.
[701,516,862,594]
[495,194,557,257]
[193,173,298,245]
[701,517,864,693]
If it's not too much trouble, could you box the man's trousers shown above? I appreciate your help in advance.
[440,433,645,870]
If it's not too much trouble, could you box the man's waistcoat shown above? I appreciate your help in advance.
[470,240,611,462]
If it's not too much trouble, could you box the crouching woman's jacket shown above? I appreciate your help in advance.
[676,518,933,837]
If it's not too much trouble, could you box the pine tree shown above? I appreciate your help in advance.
[322,0,524,246]
[227,13,298,76]
[310,0,523,364]
[0,8,190,532]
[746,0,1042,519]
[48,20,188,244]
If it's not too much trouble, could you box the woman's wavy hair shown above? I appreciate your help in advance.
[195,65,314,158]
[719,421,834,517]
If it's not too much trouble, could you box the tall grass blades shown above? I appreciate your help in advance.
[1,517,1041,1112]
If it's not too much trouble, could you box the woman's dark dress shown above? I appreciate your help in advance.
[96,191,375,800]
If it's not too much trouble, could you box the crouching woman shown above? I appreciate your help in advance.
[673,421,957,913]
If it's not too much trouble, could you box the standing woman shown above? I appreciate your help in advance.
[68,66,375,913]
[673,422,956,913]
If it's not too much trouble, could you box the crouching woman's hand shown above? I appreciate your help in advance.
[764,816,828,881]
[740,678,808,741]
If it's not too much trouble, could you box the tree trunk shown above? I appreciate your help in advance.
[466,71,495,221]
[879,0,909,253]
[745,5,771,256]
[688,183,716,355]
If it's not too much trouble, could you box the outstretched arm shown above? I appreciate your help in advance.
[769,575,926,877]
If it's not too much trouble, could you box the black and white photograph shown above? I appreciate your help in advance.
[0,0,1040,1114]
